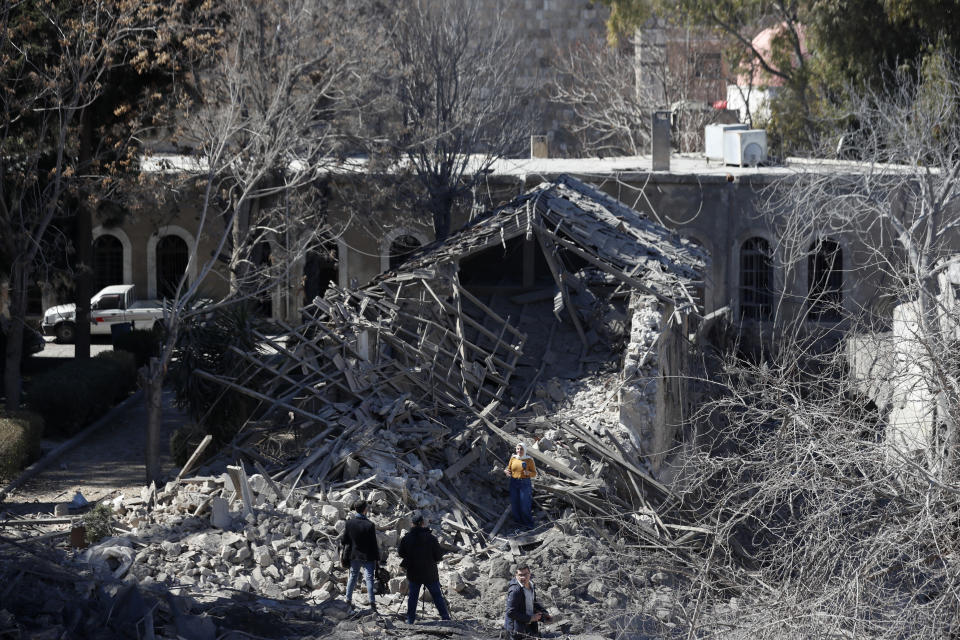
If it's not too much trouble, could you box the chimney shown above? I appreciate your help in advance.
[651,110,671,171]
[530,135,549,159]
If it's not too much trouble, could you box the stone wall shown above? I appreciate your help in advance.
[474,0,610,153]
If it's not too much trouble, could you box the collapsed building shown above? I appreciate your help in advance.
[2,176,717,639]
[204,175,708,476]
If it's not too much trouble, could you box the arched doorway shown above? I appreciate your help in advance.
[156,235,189,299]
[93,234,124,291]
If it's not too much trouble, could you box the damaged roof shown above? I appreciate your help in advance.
[388,174,708,305]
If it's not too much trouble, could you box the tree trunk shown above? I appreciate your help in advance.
[430,191,453,241]
[2,262,27,410]
[74,111,94,360]
[142,357,164,484]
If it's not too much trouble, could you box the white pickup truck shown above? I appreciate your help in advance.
[42,284,166,343]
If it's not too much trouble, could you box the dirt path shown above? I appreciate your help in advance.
[1,389,187,517]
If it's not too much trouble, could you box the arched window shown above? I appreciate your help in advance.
[156,235,189,299]
[808,239,842,321]
[388,234,422,271]
[93,234,124,291]
[740,237,773,321]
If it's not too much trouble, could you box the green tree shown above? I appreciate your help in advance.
[0,0,219,409]
[600,0,960,154]
[1,0,127,409]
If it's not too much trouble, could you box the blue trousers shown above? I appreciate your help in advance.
[509,477,534,528]
[345,560,375,606]
[406,580,450,623]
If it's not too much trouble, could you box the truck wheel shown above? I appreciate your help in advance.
[55,322,76,344]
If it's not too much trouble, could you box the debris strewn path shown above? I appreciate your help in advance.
[1,389,185,517]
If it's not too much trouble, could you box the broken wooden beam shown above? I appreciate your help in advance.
[176,434,213,480]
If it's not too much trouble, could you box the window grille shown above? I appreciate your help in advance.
[740,237,772,321]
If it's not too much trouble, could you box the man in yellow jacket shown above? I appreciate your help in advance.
[503,442,537,529]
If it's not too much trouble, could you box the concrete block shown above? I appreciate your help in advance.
[321,504,340,523]
[221,532,244,548]
[253,546,274,567]
[535,437,555,452]
[293,564,308,586]
[300,522,314,541]
[587,579,605,598]
[344,456,360,480]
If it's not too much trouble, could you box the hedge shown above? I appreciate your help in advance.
[113,328,160,368]
[26,351,137,436]
[0,409,44,481]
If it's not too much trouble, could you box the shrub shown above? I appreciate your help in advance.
[170,304,260,451]
[82,503,113,544]
[0,410,44,481]
[113,329,160,368]
[27,352,137,436]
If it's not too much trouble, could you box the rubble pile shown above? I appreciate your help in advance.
[67,475,692,639]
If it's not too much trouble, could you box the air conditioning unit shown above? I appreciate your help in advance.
[704,123,748,161]
[723,129,767,167]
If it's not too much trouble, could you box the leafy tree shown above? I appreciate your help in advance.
[1,0,127,409]
[0,0,219,409]
[600,0,960,155]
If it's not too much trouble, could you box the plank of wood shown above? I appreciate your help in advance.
[533,225,588,346]
[176,435,213,480]
[340,474,378,495]
[443,445,481,479]
[0,516,75,527]
[489,506,511,538]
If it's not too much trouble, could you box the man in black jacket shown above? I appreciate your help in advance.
[341,499,380,612]
[397,512,451,625]
[503,565,551,639]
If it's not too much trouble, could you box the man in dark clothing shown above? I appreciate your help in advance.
[503,565,551,639]
[341,499,380,611]
[397,512,451,625]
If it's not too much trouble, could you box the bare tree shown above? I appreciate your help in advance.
[552,32,726,156]
[666,52,960,638]
[139,0,372,483]
[381,0,533,241]
[552,35,649,157]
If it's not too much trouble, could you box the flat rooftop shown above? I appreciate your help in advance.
[142,152,920,181]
